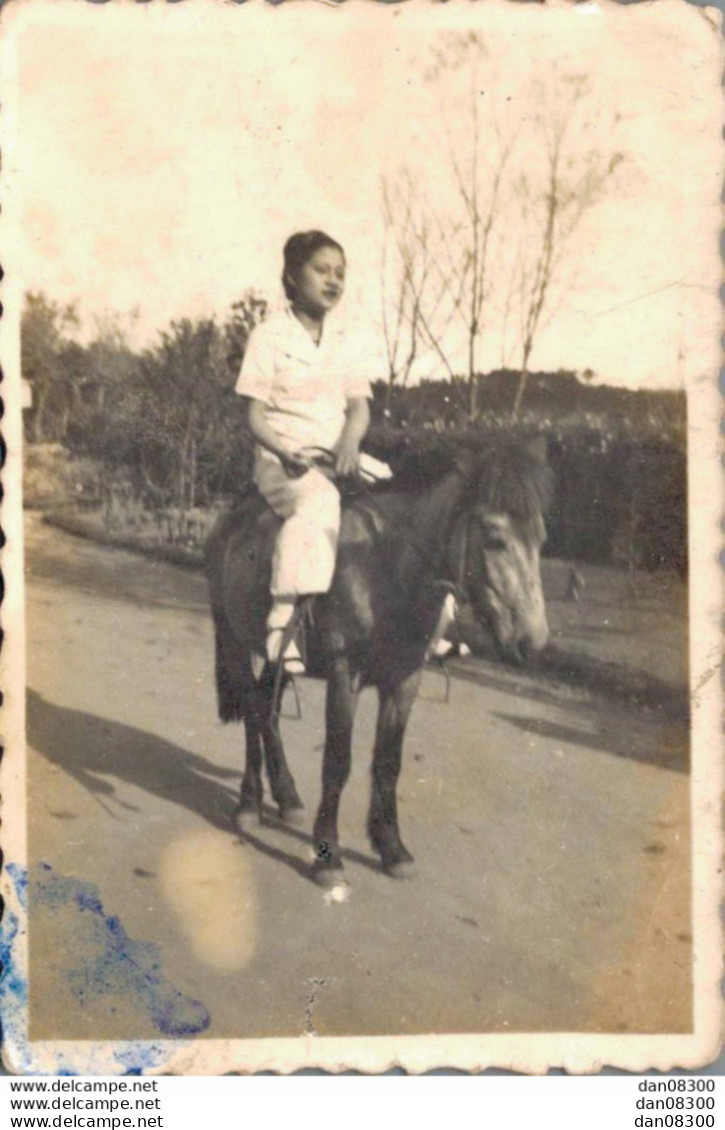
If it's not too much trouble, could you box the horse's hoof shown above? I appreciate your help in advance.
[278,803,306,827]
[233,805,261,834]
[312,863,347,890]
[383,858,417,881]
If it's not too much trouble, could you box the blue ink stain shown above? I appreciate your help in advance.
[0,897,30,1072]
[113,1043,170,1074]
[2,862,196,1072]
[6,863,28,911]
[31,865,210,1039]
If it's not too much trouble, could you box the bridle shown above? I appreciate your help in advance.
[452,506,475,602]
[391,471,486,610]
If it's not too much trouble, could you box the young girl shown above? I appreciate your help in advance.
[236,230,381,671]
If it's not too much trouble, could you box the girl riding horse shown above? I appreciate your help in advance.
[236,230,387,673]
[214,230,552,887]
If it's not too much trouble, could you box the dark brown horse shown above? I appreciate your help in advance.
[206,440,553,886]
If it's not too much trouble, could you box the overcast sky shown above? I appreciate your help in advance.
[7,0,721,389]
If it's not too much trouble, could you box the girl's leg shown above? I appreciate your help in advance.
[255,463,341,664]
[265,597,303,670]
[270,469,340,596]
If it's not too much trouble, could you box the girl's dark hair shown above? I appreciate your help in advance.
[282,230,345,300]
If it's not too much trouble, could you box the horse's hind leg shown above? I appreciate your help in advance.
[368,672,421,879]
[312,658,360,886]
[212,612,265,829]
[258,664,305,824]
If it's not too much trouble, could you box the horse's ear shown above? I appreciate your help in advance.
[523,435,548,464]
[454,448,479,479]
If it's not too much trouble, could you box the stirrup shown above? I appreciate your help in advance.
[266,627,306,675]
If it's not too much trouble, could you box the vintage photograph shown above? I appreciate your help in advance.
[1,0,721,1074]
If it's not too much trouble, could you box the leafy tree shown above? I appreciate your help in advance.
[225,291,268,373]
[21,291,80,442]
[67,293,267,508]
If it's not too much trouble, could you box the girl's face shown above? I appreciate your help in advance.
[290,246,346,317]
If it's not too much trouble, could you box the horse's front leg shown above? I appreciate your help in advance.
[223,650,264,831]
[236,712,264,830]
[368,669,422,878]
[312,657,360,886]
[258,664,305,824]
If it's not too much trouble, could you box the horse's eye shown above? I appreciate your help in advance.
[478,523,508,550]
[475,512,510,550]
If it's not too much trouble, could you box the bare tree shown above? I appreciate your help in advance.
[380,138,511,418]
[379,171,465,409]
[379,175,426,399]
[381,34,515,418]
[437,94,513,417]
[380,51,623,421]
[425,33,521,417]
[508,76,623,418]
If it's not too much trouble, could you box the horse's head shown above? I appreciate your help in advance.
[451,440,553,664]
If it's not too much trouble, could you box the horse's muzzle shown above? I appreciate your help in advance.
[515,636,545,665]
[500,627,550,667]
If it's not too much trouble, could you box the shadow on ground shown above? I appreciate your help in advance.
[494,711,688,774]
[27,688,239,831]
[448,649,689,729]
[27,688,383,885]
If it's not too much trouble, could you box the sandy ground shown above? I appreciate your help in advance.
[23,513,691,1042]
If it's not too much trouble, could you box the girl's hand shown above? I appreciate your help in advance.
[281,450,314,478]
[332,438,361,478]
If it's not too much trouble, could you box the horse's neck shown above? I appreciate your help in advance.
[387,472,466,591]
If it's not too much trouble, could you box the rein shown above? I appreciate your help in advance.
[301,448,481,604]
[455,508,473,598]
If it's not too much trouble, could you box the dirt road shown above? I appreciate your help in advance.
[24,514,691,1042]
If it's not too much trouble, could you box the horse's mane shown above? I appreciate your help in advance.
[380,446,457,491]
[472,442,554,527]
[372,440,553,529]
[207,440,553,562]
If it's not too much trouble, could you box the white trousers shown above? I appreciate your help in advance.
[255,457,341,600]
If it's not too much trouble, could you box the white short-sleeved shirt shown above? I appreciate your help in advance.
[236,308,373,456]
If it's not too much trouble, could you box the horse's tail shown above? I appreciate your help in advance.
[213,609,253,723]
[206,509,256,724]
